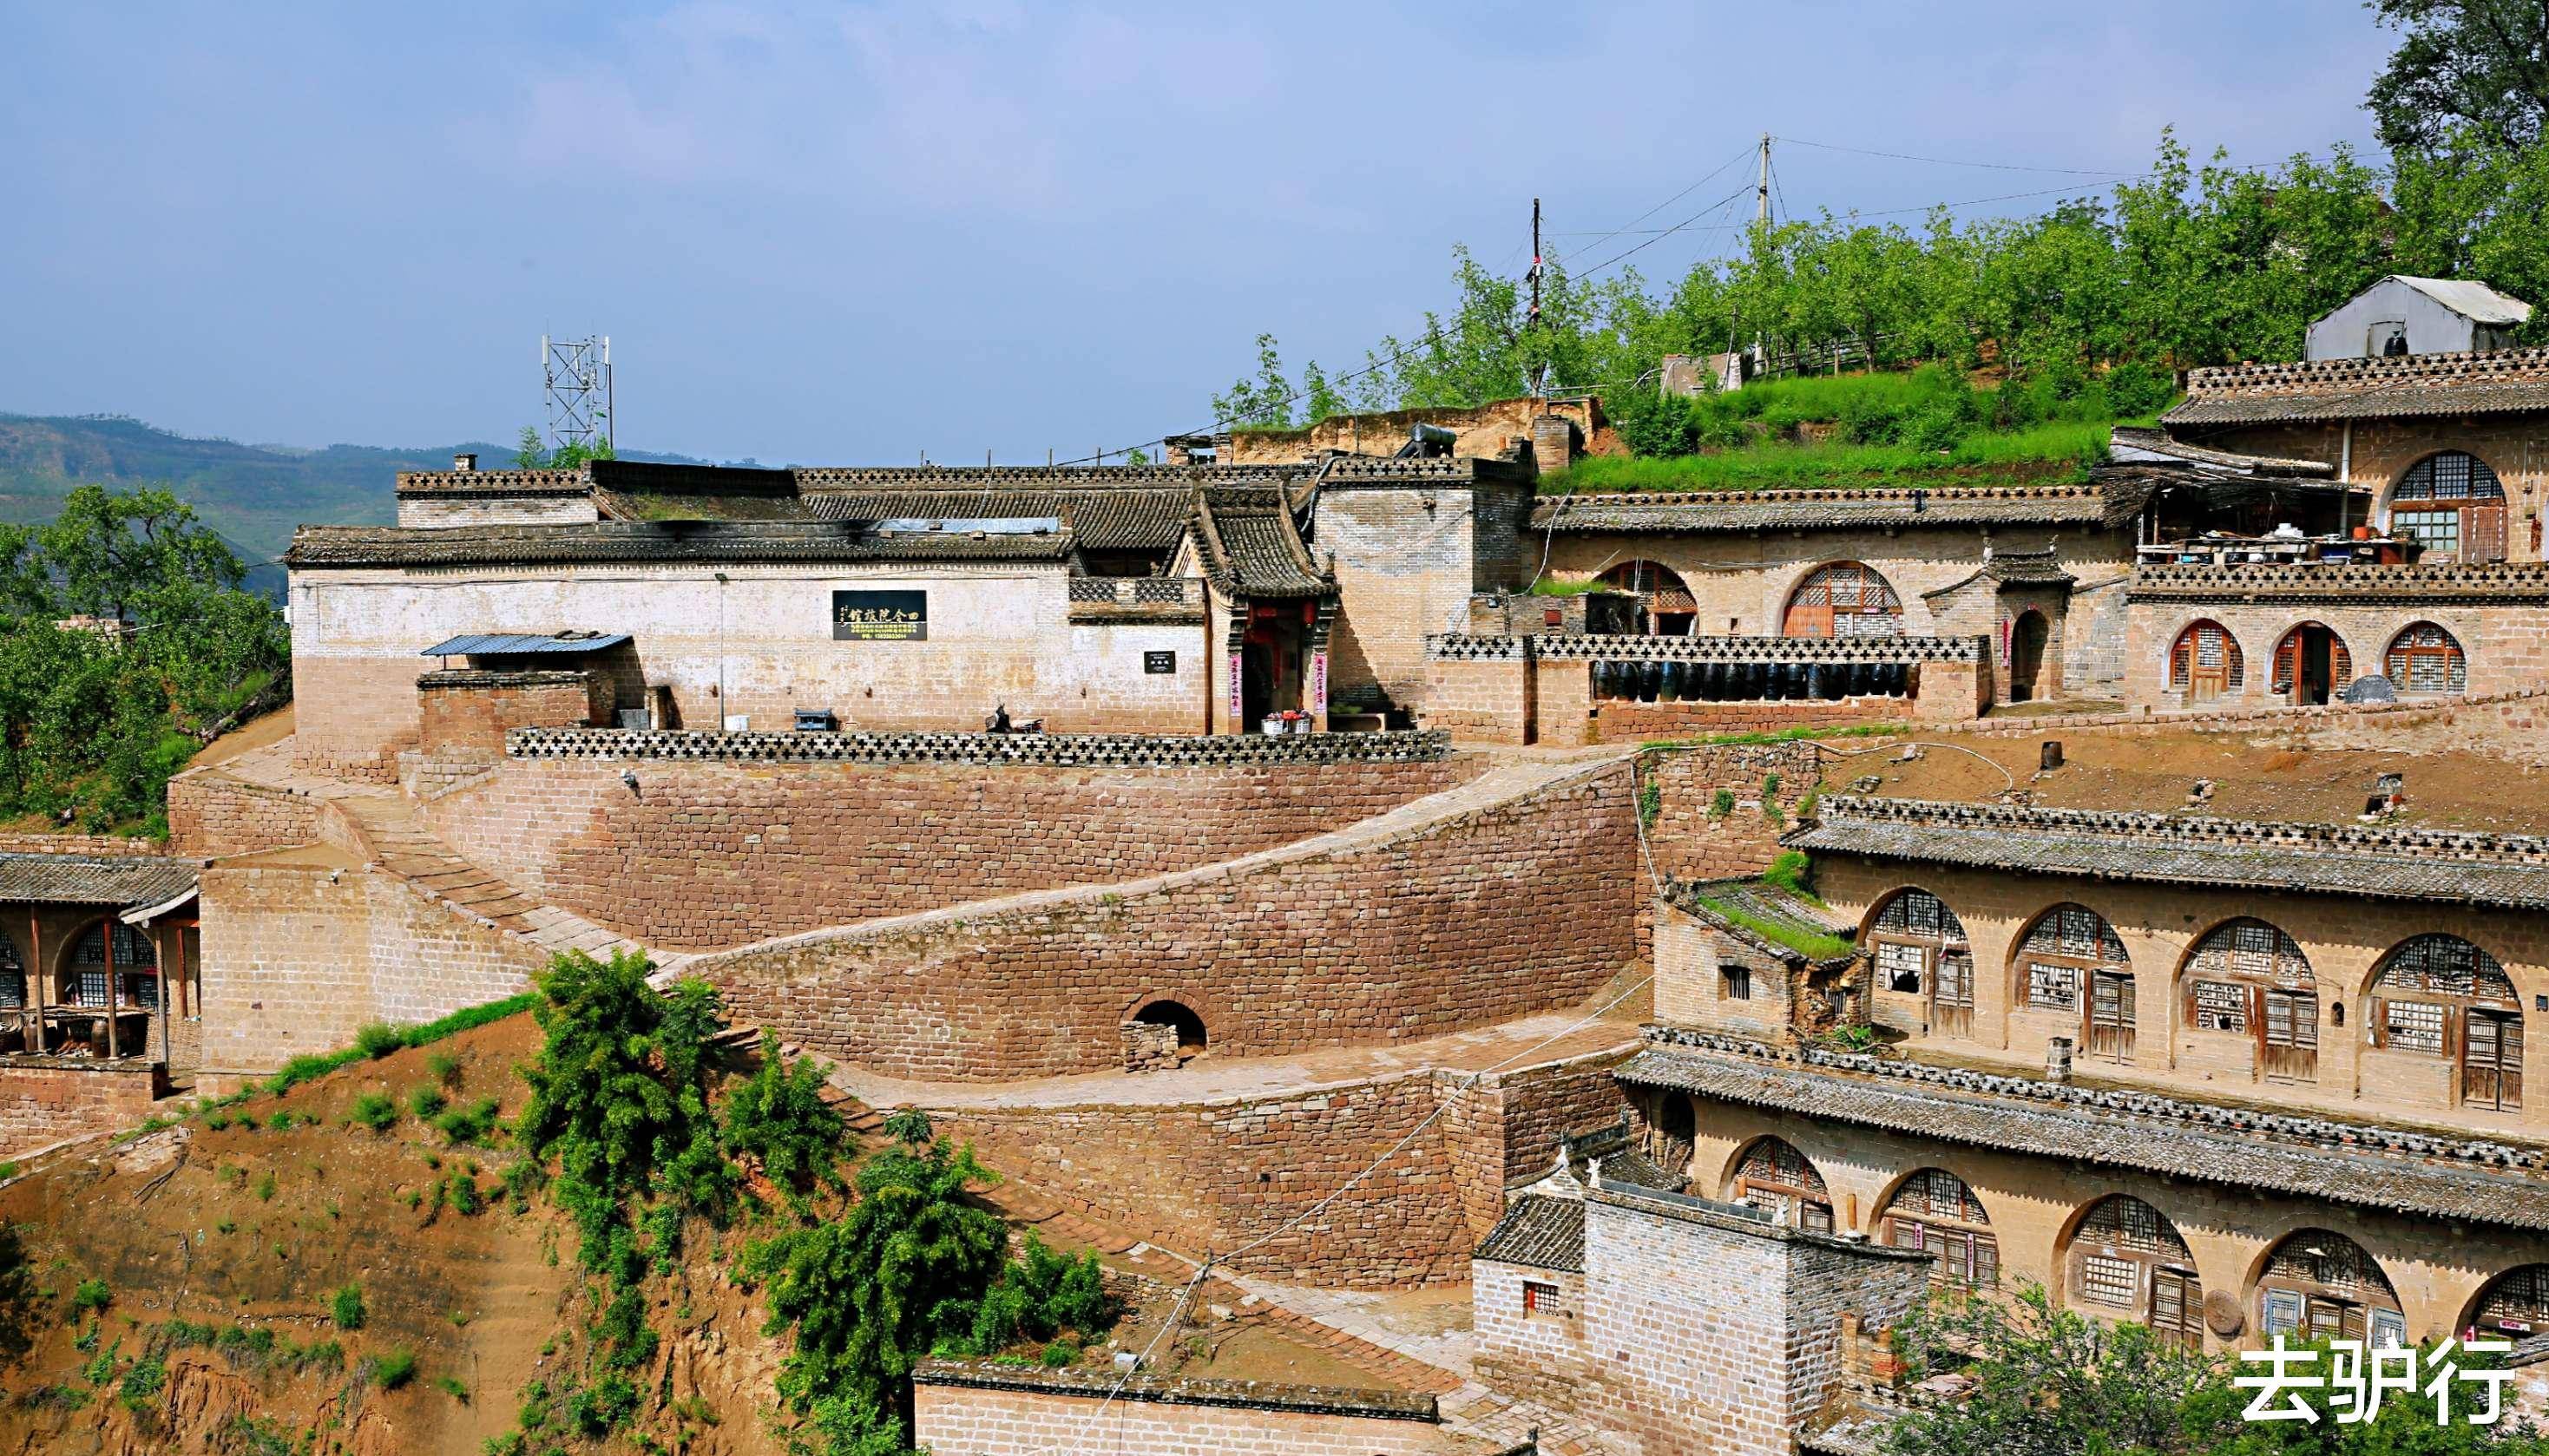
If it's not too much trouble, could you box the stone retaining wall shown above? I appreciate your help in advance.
[693,761,1640,1079]
[507,726,1450,764]
[912,1362,1445,1456]
[422,754,1477,951]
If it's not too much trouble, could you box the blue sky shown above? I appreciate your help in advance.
[0,2,2394,464]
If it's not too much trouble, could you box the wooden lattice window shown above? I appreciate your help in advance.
[2385,622,2467,695]
[1784,562,1903,639]
[2020,905,2125,1011]
[2393,452,2508,561]
[2479,1266,2549,1335]
[2071,1196,2198,1343]
[2079,1255,2139,1308]
[1734,1137,1834,1230]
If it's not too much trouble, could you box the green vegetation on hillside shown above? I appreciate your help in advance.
[0,484,289,835]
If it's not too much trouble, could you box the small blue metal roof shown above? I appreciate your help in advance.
[419,632,632,657]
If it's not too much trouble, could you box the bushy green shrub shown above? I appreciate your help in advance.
[70,1277,109,1314]
[364,1348,415,1391]
[432,1097,500,1146]
[352,1022,403,1059]
[327,1283,365,1331]
[406,1085,445,1119]
[348,1092,397,1132]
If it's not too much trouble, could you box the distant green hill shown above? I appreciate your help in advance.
[0,413,710,591]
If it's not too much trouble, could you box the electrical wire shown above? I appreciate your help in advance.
[1773,134,2132,176]
[1564,142,1758,262]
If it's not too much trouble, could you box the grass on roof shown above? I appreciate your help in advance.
[1546,418,2112,495]
[1694,895,1858,962]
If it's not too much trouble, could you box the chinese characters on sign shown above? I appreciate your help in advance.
[2236,1337,2514,1426]
[832,590,928,642]
[1143,650,1177,675]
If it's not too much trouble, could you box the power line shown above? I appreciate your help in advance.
[1564,141,1757,261]
[1773,134,2132,176]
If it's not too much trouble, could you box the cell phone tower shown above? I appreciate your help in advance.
[542,334,613,454]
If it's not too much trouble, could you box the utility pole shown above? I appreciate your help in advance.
[1528,197,1545,398]
[1757,133,1771,227]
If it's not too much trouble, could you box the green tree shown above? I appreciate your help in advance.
[744,1132,1009,1433]
[1212,333,1297,429]
[38,485,242,626]
[2368,1,2549,153]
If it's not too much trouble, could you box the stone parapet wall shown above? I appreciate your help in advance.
[1594,696,1904,742]
[506,726,1450,765]
[420,669,607,755]
[1640,742,1823,884]
[2184,344,2549,396]
[167,770,327,858]
[692,760,1639,1079]
[423,754,1475,951]
[0,1059,167,1158]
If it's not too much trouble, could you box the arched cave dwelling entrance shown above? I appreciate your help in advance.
[1132,1000,1207,1062]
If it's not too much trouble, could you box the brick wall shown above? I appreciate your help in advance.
[195,856,544,1074]
[1421,654,1534,744]
[417,670,606,754]
[1318,483,1534,714]
[1639,742,1823,884]
[938,1071,1471,1287]
[419,755,1475,950]
[1593,694,1904,741]
[167,769,325,857]
[2121,594,2549,709]
[0,1059,166,1158]
[1439,1046,1634,1240]
[912,1366,1446,1456]
[695,761,1640,1080]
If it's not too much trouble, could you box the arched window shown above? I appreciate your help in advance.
[2390,452,2507,562]
[1881,1169,1997,1287]
[1867,889,1974,1037]
[2017,905,2136,1059]
[1596,560,1697,636]
[2257,1230,2405,1347]
[2168,620,2244,702]
[1729,1137,1833,1232]
[2067,1195,2202,1348]
[2270,623,2352,706]
[2182,920,2318,1082]
[1783,562,1903,639]
[1656,1092,1697,1145]
[2473,1266,2549,1338]
[2385,622,2467,696]
[69,921,157,1011]
[2369,935,2522,1111]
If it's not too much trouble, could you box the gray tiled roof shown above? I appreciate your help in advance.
[1474,1193,1587,1271]
[805,487,1193,554]
[1787,797,2549,909]
[1193,487,1330,599]
[2167,347,2549,425]
[1527,485,2112,535]
[286,521,1077,569]
[0,854,199,908]
[1619,1040,2549,1231]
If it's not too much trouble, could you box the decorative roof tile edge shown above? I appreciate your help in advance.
[1634,1026,2549,1171]
[1808,793,2549,867]
[910,1359,1438,1422]
[507,726,1453,765]
[1425,633,1983,664]
[395,468,593,495]
[1538,484,2102,508]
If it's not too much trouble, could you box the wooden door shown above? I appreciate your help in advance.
[2150,1269,2202,1349]
[2087,971,2136,1059]
[2187,627,2230,702]
[1931,951,1974,1039]
[2466,1010,2524,1111]
[2469,503,2510,563]
[2260,988,2318,1082]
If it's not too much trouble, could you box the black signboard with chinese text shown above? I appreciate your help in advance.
[832,590,928,641]
[1144,650,1177,674]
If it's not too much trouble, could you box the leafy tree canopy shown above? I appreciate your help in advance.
[2368,1,2549,153]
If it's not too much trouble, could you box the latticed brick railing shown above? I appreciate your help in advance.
[1069,577,1193,605]
[1425,633,1983,664]
[1812,794,2549,866]
[506,726,1451,765]
[2127,560,2549,603]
